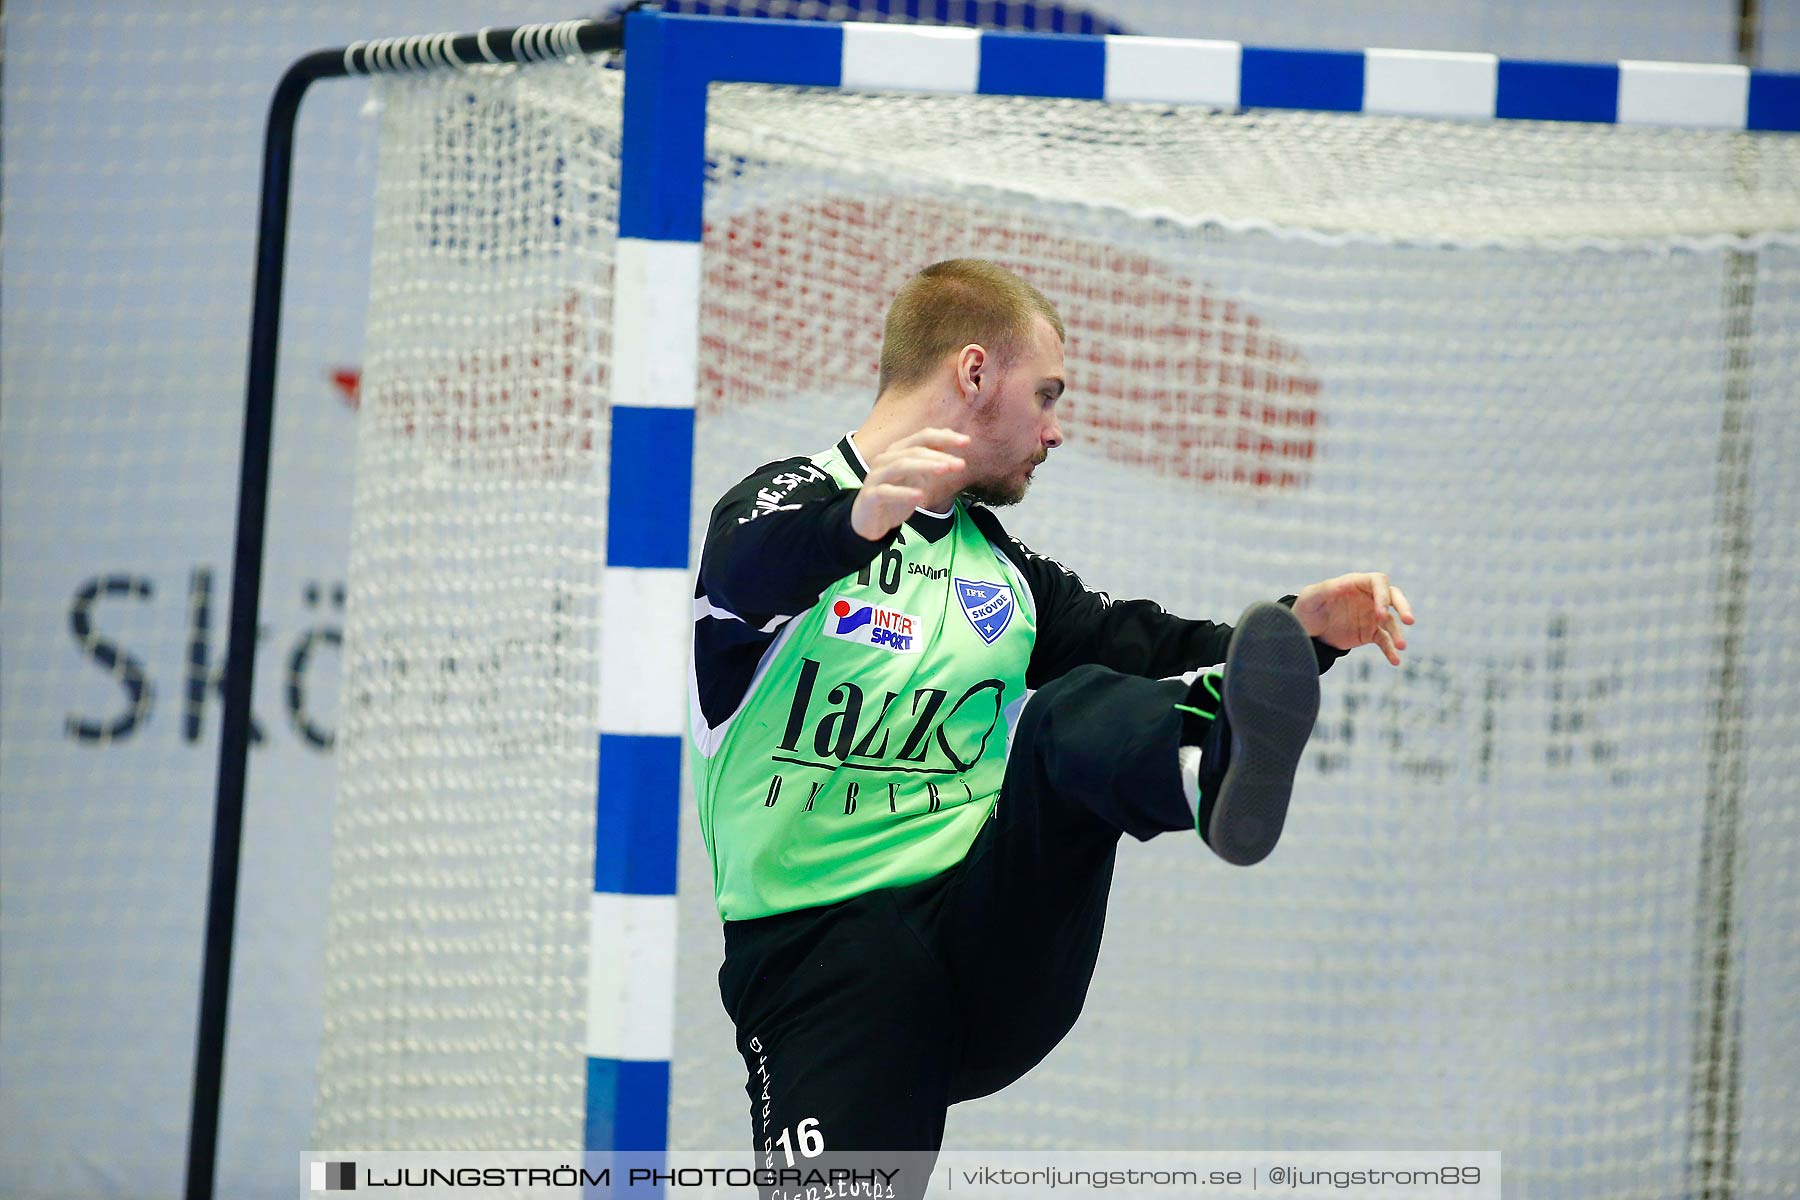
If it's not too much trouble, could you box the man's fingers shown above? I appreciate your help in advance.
[1371,572,1391,615]
[1390,584,1415,625]
[1319,572,1412,661]
[851,483,926,539]
[867,483,925,521]
[870,482,925,506]
[872,447,965,475]
[891,427,972,454]
[855,439,969,540]
[868,449,965,488]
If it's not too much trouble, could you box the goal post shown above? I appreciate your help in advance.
[316,9,1800,1194]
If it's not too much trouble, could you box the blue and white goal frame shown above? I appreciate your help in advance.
[586,8,1800,1152]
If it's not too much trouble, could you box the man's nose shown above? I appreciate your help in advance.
[1043,415,1064,450]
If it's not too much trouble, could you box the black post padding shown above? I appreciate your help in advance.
[183,48,343,1200]
[342,17,629,74]
[184,18,623,1200]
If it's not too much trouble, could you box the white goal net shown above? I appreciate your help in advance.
[318,53,1800,1197]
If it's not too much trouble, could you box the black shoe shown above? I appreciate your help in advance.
[1180,601,1320,866]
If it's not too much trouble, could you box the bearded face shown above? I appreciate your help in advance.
[958,316,1065,508]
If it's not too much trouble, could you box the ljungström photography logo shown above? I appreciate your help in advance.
[311,1161,356,1191]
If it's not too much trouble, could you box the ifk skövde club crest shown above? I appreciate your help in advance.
[955,578,1015,645]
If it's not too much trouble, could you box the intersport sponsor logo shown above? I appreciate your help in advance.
[825,599,922,653]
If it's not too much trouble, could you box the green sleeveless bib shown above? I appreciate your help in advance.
[693,444,1037,920]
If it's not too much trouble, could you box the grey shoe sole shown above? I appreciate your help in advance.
[1205,602,1321,866]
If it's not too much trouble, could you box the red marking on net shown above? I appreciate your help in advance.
[700,196,1321,490]
[330,367,363,410]
[347,199,1320,490]
[352,291,599,475]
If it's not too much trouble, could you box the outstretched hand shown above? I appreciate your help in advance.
[1293,573,1415,666]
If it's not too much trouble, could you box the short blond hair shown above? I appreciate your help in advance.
[877,259,1065,396]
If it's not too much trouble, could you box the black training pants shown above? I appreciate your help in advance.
[718,665,1198,1198]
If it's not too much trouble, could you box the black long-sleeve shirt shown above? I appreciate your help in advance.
[693,434,1343,740]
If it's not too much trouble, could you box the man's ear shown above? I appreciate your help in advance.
[956,343,987,402]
